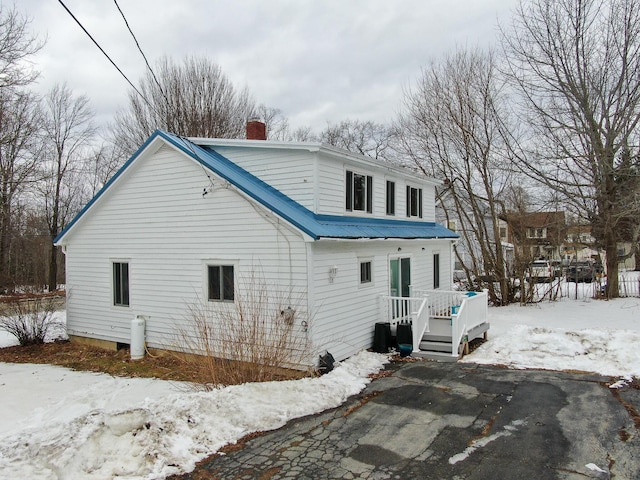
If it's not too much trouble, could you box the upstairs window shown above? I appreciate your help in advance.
[346,170,373,213]
[208,265,235,301]
[406,185,423,218]
[113,262,130,307]
[527,227,547,239]
[386,180,395,215]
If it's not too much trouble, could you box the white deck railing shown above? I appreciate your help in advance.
[389,288,489,357]
[412,288,468,318]
[379,295,430,352]
[450,291,488,357]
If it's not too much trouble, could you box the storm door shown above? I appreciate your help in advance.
[390,257,411,320]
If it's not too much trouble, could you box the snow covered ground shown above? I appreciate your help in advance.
[463,296,640,378]
[0,291,639,479]
[0,349,388,479]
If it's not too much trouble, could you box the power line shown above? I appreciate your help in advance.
[57,0,154,112]
[57,0,212,185]
[112,0,169,106]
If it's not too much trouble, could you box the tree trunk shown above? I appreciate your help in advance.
[604,242,619,299]
[0,189,12,293]
[47,237,57,293]
[47,194,59,292]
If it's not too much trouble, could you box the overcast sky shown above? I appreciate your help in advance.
[19,0,519,134]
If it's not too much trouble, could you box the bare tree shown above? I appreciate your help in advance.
[111,56,256,155]
[502,0,640,298]
[288,125,317,142]
[255,105,291,141]
[85,143,126,195]
[0,89,42,292]
[39,83,96,292]
[395,48,519,305]
[0,5,43,89]
[0,4,43,292]
[319,119,396,161]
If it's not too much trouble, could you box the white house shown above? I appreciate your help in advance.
[55,126,488,364]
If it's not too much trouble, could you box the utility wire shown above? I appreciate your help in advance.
[112,0,169,106]
[57,0,154,112]
[58,0,212,188]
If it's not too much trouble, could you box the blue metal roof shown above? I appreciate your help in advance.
[56,130,458,243]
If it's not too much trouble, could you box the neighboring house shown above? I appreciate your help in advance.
[617,242,638,270]
[55,125,479,364]
[567,224,637,270]
[565,224,600,263]
[504,211,567,262]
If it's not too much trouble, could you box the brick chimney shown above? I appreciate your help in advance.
[246,119,266,140]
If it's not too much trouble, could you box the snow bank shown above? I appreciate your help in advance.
[466,324,640,377]
[464,297,640,378]
[0,351,388,480]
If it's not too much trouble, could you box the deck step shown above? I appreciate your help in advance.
[412,350,459,362]
[419,340,453,353]
[421,334,452,343]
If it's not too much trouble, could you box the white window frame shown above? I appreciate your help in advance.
[203,260,238,303]
[111,259,130,308]
[346,169,373,214]
[386,180,395,216]
[406,184,423,218]
[358,258,374,287]
[433,252,441,289]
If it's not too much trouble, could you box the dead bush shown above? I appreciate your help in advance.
[175,272,315,389]
[0,296,65,346]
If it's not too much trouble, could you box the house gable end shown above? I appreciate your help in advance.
[56,130,457,245]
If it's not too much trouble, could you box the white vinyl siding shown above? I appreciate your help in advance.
[63,145,308,348]
[308,240,453,361]
[213,146,316,210]
[317,154,436,221]
[61,139,450,364]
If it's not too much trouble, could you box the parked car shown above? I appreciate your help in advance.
[550,260,563,278]
[525,260,553,283]
[566,261,595,283]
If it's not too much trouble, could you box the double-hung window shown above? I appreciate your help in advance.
[346,170,373,213]
[208,265,235,301]
[113,261,130,307]
[386,180,395,216]
[406,185,423,218]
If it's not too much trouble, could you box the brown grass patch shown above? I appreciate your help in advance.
[0,340,212,383]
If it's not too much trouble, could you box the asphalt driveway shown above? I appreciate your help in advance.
[174,361,640,479]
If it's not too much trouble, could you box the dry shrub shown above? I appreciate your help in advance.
[0,296,65,346]
[175,272,315,389]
